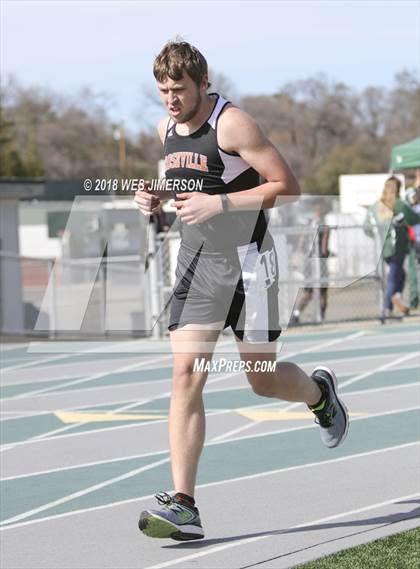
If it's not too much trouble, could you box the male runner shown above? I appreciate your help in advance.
[135,40,349,541]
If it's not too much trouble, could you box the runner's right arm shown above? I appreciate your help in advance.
[134,117,172,215]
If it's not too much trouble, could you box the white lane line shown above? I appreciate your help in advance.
[342,381,419,398]
[278,330,366,360]
[3,354,174,400]
[2,351,418,423]
[211,350,420,442]
[0,441,418,532]
[1,381,418,456]
[2,390,419,481]
[23,337,234,356]
[0,447,169,481]
[282,323,416,344]
[25,339,156,355]
[11,330,364,442]
[338,351,420,392]
[210,331,366,443]
[2,381,419,483]
[1,337,236,400]
[0,330,366,392]
[144,491,420,569]
[10,329,413,378]
[1,335,416,431]
[0,380,233,423]
[0,385,177,422]
[0,383,420,481]
[209,330,364,443]
[0,370,244,452]
[0,456,171,527]
[293,493,420,527]
[2,332,224,383]
[1,405,418,474]
[213,405,420,445]
[2,354,83,373]
[26,370,243,440]
[0,378,177,422]
[1,340,413,405]
[1,372,85,390]
[0,343,30,352]
[0,323,414,372]
[257,350,420,412]
[1,361,170,390]
[208,406,420,448]
[0,338,146,373]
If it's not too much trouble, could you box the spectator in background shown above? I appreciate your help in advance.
[291,198,330,324]
[405,185,420,308]
[406,186,420,261]
[364,176,420,317]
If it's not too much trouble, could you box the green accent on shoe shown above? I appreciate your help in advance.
[140,514,178,539]
[310,366,349,448]
[310,398,326,412]
[138,492,204,541]
[177,509,194,522]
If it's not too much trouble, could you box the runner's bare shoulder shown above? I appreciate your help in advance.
[217,105,263,154]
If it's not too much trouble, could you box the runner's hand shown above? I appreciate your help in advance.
[173,192,222,224]
[134,182,161,216]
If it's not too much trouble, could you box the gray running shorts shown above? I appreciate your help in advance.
[169,241,281,343]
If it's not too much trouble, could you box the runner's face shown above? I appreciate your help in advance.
[158,73,203,123]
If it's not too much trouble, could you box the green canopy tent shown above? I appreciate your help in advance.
[390,137,420,171]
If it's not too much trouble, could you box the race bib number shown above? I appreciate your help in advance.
[259,247,278,288]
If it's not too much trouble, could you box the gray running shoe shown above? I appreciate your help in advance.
[309,366,349,448]
[139,492,204,541]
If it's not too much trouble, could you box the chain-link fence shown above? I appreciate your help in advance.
[1,223,417,337]
[273,223,387,326]
[0,252,149,337]
[154,223,389,333]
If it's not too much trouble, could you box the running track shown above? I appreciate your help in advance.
[1,320,419,568]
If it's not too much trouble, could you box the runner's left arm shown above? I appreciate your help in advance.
[215,106,300,211]
[174,108,301,224]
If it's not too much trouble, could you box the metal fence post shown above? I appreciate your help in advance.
[374,230,386,323]
[147,222,161,339]
[47,259,57,337]
[314,230,322,324]
[97,258,107,334]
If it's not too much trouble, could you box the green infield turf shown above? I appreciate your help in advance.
[299,527,420,568]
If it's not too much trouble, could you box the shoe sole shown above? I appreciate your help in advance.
[138,512,204,541]
[312,365,349,448]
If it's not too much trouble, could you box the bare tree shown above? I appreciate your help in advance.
[2,69,418,192]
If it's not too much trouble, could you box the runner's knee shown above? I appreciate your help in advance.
[172,360,207,392]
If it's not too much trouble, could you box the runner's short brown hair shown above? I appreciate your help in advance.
[153,40,210,87]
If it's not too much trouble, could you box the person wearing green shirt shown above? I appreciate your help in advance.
[364,176,420,316]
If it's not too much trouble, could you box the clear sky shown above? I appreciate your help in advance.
[1,0,419,131]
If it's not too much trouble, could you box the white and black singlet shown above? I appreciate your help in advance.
[165,93,281,342]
